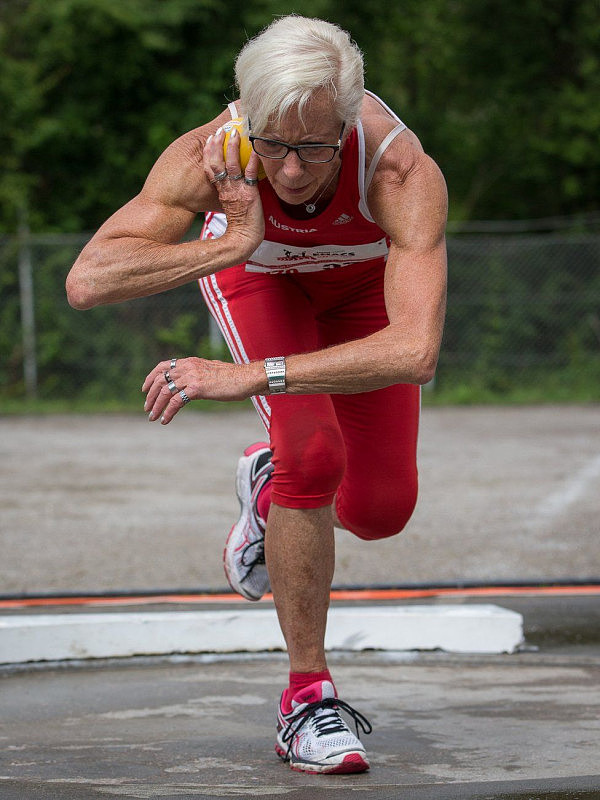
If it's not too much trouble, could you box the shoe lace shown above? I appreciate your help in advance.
[240,537,266,576]
[239,460,270,580]
[281,698,372,758]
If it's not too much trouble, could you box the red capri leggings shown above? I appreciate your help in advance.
[200,259,420,541]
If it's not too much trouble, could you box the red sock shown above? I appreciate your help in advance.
[282,670,335,713]
[256,480,272,523]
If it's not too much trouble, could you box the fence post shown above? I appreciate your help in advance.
[18,206,38,400]
[208,315,223,354]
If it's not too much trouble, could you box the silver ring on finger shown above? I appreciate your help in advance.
[229,173,244,180]
[179,390,191,405]
[164,371,171,383]
[167,381,178,394]
[211,170,228,183]
[170,358,177,370]
[244,177,259,186]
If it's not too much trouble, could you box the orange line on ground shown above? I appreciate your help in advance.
[329,585,600,601]
[0,593,255,609]
[0,584,598,610]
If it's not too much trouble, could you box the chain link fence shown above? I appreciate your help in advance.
[1,220,599,405]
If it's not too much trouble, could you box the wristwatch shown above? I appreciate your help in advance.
[264,356,287,394]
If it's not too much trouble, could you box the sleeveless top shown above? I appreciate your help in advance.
[203,91,405,275]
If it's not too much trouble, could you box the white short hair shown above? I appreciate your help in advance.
[235,15,365,134]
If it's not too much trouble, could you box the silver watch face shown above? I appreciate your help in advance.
[265,357,286,392]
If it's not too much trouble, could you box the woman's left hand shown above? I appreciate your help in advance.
[142,357,260,424]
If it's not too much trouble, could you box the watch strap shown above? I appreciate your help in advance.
[264,356,286,394]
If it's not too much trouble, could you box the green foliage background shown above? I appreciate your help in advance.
[2,0,599,232]
[1,0,599,407]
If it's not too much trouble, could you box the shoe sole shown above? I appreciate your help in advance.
[275,742,369,774]
[222,444,270,602]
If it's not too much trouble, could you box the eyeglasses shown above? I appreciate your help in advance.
[248,122,346,164]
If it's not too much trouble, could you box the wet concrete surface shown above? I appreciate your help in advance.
[1,594,599,799]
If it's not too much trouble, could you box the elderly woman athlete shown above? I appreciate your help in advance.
[67,15,447,775]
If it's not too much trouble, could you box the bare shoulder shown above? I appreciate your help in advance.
[360,94,421,175]
[141,107,235,214]
[360,95,447,246]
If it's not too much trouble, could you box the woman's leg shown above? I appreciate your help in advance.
[309,264,421,540]
[332,383,420,539]
[201,267,345,670]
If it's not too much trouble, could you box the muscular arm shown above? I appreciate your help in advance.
[66,116,264,309]
[284,146,448,392]
[144,128,448,423]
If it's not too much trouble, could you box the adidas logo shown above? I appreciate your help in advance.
[333,213,353,225]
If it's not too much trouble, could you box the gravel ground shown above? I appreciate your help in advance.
[1,405,599,595]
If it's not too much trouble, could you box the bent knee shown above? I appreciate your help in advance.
[270,422,346,509]
[338,481,418,541]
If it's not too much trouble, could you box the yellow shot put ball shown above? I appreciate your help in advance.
[222,119,266,179]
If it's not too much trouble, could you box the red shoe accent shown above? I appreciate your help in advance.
[285,752,369,775]
[328,752,370,774]
[243,441,269,457]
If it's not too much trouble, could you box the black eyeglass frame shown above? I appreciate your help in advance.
[248,122,346,164]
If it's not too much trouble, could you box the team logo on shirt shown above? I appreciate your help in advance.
[333,213,354,225]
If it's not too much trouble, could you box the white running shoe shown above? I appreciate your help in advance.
[275,680,372,774]
[223,442,273,601]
